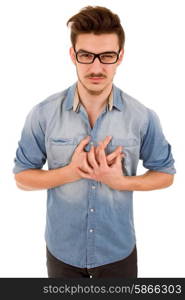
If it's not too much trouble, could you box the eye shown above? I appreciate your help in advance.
[78,52,93,59]
[100,53,117,59]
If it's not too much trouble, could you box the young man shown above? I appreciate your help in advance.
[13,6,176,278]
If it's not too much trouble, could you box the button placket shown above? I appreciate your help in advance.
[86,181,97,266]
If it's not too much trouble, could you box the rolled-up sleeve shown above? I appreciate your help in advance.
[13,105,47,174]
[140,109,176,174]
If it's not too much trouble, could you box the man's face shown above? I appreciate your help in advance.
[70,33,124,95]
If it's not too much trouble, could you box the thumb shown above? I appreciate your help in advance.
[75,136,90,153]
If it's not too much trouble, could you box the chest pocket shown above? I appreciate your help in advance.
[107,138,138,152]
[48,138,78,167]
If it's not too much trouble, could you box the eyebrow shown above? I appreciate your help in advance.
[77,49,91,52]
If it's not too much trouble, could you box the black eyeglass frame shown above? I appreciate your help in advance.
[74,48,121,64]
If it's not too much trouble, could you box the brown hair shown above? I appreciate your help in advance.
[67,6,125,49]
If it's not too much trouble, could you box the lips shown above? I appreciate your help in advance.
[88,77,105,81]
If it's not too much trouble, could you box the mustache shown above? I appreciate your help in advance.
[85,73,107,78]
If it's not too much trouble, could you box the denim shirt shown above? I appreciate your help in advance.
[13,82,176,268]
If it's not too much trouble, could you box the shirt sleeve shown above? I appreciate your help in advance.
[13,105,47,174]
[139,108,176,174]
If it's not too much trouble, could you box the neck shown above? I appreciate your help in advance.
[77,81,113,112]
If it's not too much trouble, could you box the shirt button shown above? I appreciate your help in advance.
[90,208,94,212]
[89,229,94,233]
[92,185,96,189]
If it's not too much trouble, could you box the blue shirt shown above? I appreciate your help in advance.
[13,82,176,268]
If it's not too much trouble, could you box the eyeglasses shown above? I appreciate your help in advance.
[74,48,121,64]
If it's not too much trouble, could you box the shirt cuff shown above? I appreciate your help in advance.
[13,164,32,174]
[148,165,176,175]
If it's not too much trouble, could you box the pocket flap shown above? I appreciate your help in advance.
[110,138,138,147]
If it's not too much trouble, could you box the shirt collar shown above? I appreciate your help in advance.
[65,82,124,112]
[73,86,113,112]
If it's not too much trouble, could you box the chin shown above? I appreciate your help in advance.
[87,84,106,93]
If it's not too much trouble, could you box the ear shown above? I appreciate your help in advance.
[69,47,76,65]
[117,48,124,66]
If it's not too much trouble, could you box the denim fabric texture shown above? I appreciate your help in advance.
[13,82,176,268]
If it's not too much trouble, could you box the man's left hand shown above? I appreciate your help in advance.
[76,139,125,190]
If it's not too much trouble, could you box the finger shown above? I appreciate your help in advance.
[106,146,123,163]
[95,141,103,163]
[75,136,90,153]
[87,146,99,169]
[95,136,112,157]
[107,157,117,166]
[115,153,123,165]
[109,153,123,169]
[82,160,94,174]
[77,167,93,179]
[98,144,108,167]
[101,136,112,149]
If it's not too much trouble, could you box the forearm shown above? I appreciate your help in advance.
[119,170,174,191]
[14,165,78,191]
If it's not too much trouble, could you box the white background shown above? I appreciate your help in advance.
[0,0,184,277]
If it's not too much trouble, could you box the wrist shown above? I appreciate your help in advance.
[118,175,142,191]
[116,175,129,191]
[106,175,127,191]
[66,163,81,182]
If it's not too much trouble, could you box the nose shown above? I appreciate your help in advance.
[90,57,103,72]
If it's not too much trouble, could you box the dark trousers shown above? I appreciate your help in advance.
[46,245,138,278]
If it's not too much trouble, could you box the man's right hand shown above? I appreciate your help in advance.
[69,136,94,180]
[69,136,124,180]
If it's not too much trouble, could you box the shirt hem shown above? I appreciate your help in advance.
[45,240,136,269]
